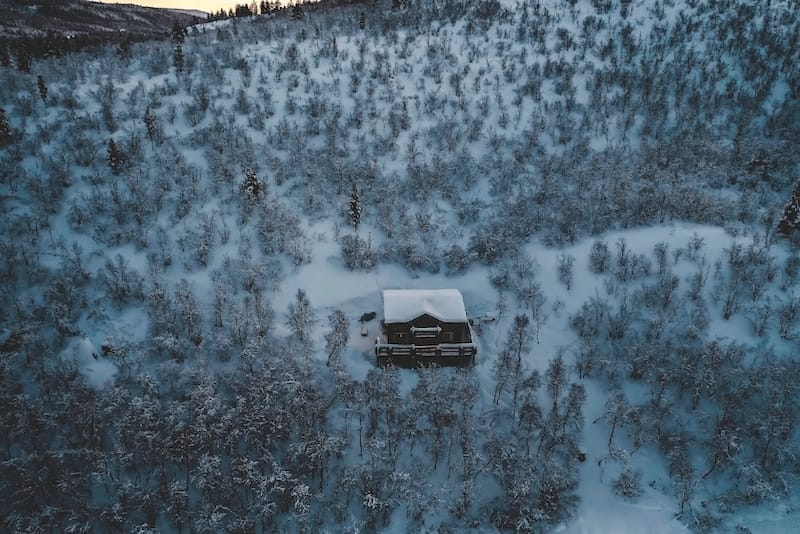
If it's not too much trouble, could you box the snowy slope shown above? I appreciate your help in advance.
[0,0,798,532]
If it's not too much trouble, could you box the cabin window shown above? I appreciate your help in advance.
[411,326,441,339]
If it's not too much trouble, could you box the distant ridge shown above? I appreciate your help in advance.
[0,0,202,40]
[171,9,209,19]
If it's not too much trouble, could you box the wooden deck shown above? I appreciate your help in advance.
[375,341,477,367]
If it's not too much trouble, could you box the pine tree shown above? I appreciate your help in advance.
[778,182,800,237]
[0,40,10,67]
[287,289,315,344]
[325,309,349,367]
[292,4,304,19]
[143,107,159,144]
[171,20,186,44]
[14,45,31,73]
[36,75,47,102]
[107,139,124,175]
[241,168,262,198]
[0,107,12,145]
[116,38,132,60]
[349,182,362,231]
[173,44,184,73]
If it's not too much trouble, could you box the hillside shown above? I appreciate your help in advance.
[0,0,798,532]
[0,0,202,38]
[0,0,202,66]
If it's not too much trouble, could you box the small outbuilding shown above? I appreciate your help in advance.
[375,289,477,367]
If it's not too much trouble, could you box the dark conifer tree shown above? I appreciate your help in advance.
[287,289,315,344]
[171,20,187,44]
[0,40,10,67]
[241,168,262,198]
[14,44,31,73]
[325,309,349,367]
[0,107,12,145]
[36,75,47,102]
[107,139,124,175]
[116,38,132,60]
[778,182,800,238]
[173,44,184,73]
[349,182,362,231]
[143,107,158,143]
[235,3,253,17]
[292,4,304,20]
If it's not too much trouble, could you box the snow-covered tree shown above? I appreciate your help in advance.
[777,182,800,238]
[36,75,47,102]
[171,20,187,44]
[143,106,159,144]
[325,309,349,367]
[173,44,184,73]
[107,138,125,175]
[0,107,11,145]
[241,167,262,198]
[558,253,575,290]
[348,182,362,231]
[287,289,315,345]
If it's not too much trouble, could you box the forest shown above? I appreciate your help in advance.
[0,0,798,532]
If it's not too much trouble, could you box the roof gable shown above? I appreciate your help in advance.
[382,289,468,324]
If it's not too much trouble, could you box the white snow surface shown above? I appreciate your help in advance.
[276,221,793,533]
[60,337,118,390]
[382,288,469,324]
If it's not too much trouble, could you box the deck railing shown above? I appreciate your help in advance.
[375,341,477,358]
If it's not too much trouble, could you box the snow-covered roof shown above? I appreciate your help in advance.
[382,289,468,324]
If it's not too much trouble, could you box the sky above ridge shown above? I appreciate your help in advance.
[92,0,266,15]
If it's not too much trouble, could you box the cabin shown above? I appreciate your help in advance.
[375,289,477,367]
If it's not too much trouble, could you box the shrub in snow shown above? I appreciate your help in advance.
[558,253,575,290]
[747,300,772,337]
[637,272,679,310]
[653,241,669,274]
[776,296,799,340]
[444,244,471,275]
[256,197,310,265]
[571,295,610,340]
[612,466,643,500]
[340,233,376,270]
[614,239,651,282]
[780,254,800,291]
[98,254,144,306]
[687,264,709,301]
[589,240,609,273]
[469,226,501,264]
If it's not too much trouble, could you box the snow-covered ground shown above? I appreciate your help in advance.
[0,0,798,532]
[276,221,796,533]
